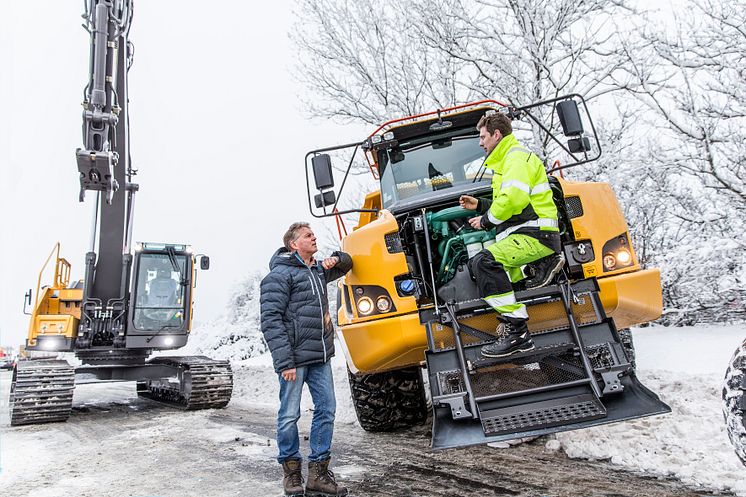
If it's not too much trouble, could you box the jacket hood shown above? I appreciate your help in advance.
[269,247,307,270]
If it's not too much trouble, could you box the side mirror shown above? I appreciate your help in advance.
[568,137,591,153]
[23,289,32,315]
[315,191,336,208]
[312,154,334,190]
[200,256,210,270]
[556,100,584,136]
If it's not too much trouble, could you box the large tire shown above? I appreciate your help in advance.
[347,366,429,432]
[722,339,746,466]
[617,328,636,370]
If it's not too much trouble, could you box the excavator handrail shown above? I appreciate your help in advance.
[33,243,71,311]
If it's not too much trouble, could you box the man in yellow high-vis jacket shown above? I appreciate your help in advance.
[460,112,564,358]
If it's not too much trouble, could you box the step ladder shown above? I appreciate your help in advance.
[424,276,669,449]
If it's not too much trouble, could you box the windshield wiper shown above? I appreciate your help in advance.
[166,246,188,286]
[472,157,488,183]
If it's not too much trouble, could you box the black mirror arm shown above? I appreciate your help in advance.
[518,95,602,172]
[22,289,32,316]
[305,141,380,219]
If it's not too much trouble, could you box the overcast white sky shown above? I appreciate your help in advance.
[0,1,369,347]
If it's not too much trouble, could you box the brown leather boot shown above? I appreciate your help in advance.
[282,458,304,497]
[306,459,348,497]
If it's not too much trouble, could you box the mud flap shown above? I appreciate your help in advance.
[431,373,670,450]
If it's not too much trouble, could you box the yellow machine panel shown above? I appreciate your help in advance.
[25,243,81,351]
[336,178,663,375]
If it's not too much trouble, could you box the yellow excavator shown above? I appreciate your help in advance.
[10,0,232,426]
[305,95,670,448]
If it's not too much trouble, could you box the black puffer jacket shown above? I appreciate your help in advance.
[260,248,353,373]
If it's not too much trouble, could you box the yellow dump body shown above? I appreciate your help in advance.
[337,179,662,374]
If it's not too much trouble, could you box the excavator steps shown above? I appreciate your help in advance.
[425,278,671,449]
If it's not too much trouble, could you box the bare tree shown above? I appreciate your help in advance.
[294,0,641,158]
[622,0,746,323]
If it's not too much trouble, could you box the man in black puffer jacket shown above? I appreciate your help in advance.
[260,221,352,497]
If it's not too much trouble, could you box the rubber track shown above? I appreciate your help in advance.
[10,360,75,426]
[136,356,233,410]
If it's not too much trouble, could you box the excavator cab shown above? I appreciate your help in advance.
[127,243,193,349]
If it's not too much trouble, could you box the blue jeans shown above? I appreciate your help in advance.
[276,360,336,464]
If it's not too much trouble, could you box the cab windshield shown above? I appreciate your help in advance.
[378,133,491,209]
[133,253,188,331]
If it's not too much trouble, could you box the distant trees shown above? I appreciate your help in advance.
[294,0,638,156]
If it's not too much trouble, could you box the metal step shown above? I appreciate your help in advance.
[431,375,670,449]
[479,393,606,436]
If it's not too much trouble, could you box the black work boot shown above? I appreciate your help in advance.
[481,320,534,358]
[282,458,304,497]
[306,459,348,497]
[524,254,565,289]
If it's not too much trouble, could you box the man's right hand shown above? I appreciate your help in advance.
[459,195,478,211]
[281,368,297,382]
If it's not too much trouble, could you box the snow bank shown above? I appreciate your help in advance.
[552,325,746,496]
[180,273,268,362]
[229,342,358,426]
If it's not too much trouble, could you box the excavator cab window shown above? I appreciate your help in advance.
[132,253,187,331]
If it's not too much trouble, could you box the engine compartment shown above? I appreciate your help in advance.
[392,179,572,305]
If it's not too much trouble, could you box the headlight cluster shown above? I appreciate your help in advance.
[602,233,635,272]
[352,285,396,317]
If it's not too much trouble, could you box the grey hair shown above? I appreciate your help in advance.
[283,222,311,251]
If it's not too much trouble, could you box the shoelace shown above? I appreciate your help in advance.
[318,468,337,486]
[288,471,304,487]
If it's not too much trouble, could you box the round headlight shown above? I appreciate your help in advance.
[376,296,392,313]
[357,297,373,315]
[616,249,631,265]
[603,253,617,270]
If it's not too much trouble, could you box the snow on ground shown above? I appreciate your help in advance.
[225,326,746,495]
[553,325,746,496]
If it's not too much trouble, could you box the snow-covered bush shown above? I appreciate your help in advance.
[182,272,268,362]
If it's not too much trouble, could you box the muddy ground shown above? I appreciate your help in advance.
[0,371,730,497]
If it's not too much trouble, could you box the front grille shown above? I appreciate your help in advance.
[384,231,403,253]
[564,196,584,219]
[430,321,493,351]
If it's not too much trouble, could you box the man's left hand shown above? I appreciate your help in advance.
[468,216,482,229]
[321,256,340,270]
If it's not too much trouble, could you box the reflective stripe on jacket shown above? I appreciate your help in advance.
[479,133,559,239]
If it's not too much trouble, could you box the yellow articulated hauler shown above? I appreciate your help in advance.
[305,94,669,449]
